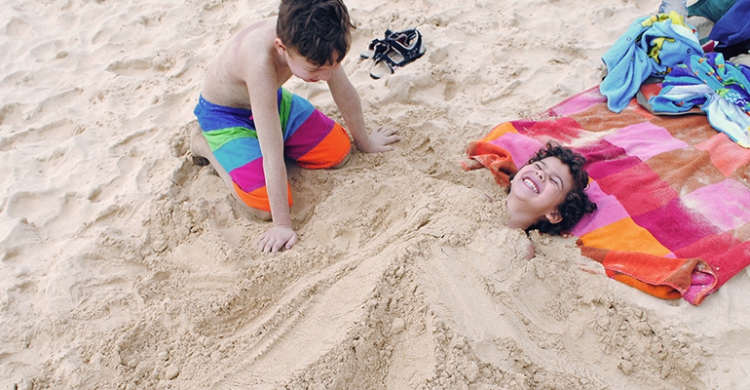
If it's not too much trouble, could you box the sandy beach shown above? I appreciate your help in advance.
[2,0,750,389]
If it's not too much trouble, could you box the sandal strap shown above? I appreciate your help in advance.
[371,46,400,68]
[382,29,424,67]
[387,29,420,47]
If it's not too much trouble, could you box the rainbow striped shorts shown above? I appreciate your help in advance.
[193,88,351,211]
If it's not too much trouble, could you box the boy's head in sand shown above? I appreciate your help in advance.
[506,143,596,235]
[274,0,354,82]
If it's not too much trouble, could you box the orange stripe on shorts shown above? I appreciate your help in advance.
[296,122,351,169]
[233,181,293,212]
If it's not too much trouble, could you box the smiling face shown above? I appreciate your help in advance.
[506,156,574,230]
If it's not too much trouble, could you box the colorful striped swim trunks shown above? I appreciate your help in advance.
[193,88,351,212]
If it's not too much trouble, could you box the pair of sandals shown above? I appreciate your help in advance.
[361,28,426,79]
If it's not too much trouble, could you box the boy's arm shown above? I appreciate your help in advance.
[246,66,298,252]
[327,66,400,153]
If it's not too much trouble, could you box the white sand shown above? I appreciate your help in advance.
[2,0,750,389]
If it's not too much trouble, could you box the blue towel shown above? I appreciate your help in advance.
[599,13,703,113]
[650,52,750,112]
[649,52,750,147]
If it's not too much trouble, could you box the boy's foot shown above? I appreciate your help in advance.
[190,123,211,166]
[193,155,210,166]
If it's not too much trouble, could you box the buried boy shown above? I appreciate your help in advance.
[463,141,597,236]
[191,0,400,253]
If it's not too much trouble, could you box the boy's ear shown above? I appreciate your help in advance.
[274,38,287,55]
[545,210,563,225]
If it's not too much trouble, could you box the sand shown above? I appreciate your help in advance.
[2,0,750,389]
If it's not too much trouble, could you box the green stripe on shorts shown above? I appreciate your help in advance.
[205,126,258,152]
[279,88,292,136]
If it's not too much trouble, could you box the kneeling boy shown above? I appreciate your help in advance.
[192,0,400,252]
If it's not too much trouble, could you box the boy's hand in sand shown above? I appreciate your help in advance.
[357,126,401,153]
[258,226,298,253]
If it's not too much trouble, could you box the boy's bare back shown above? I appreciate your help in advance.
[200,19,290,110]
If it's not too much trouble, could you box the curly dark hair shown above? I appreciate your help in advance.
[276,0,355,66]
[509,142,597,236]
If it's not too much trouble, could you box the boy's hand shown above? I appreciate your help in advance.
[257,225,298,253]
[358,126,401,153]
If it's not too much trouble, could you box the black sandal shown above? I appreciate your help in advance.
[364,28,426,79]
[384,29,425,67]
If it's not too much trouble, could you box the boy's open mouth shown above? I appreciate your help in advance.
[523,177,539,193]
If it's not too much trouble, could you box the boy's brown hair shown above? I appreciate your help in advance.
[276,0,355,66]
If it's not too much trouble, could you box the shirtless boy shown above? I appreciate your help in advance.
[192,0,400,253]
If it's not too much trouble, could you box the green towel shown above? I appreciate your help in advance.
[688,0,737,22]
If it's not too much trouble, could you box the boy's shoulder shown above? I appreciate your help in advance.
[230,19,277,54]
[201,18,284,107]
[223,19,281,77]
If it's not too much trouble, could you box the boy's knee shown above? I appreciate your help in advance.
[232,182,293,219]
[247,207,272,221]
[231,189,272,221]
[331,150,351,169]
[296,122,352,169]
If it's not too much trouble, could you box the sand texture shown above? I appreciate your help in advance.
[2,0,750,389]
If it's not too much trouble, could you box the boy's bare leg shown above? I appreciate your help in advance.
[190,124,272,221]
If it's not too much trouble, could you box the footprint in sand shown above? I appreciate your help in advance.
[4,17,31,37]
[105,52,175,76]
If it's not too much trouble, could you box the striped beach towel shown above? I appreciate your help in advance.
[477,85,750,305]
